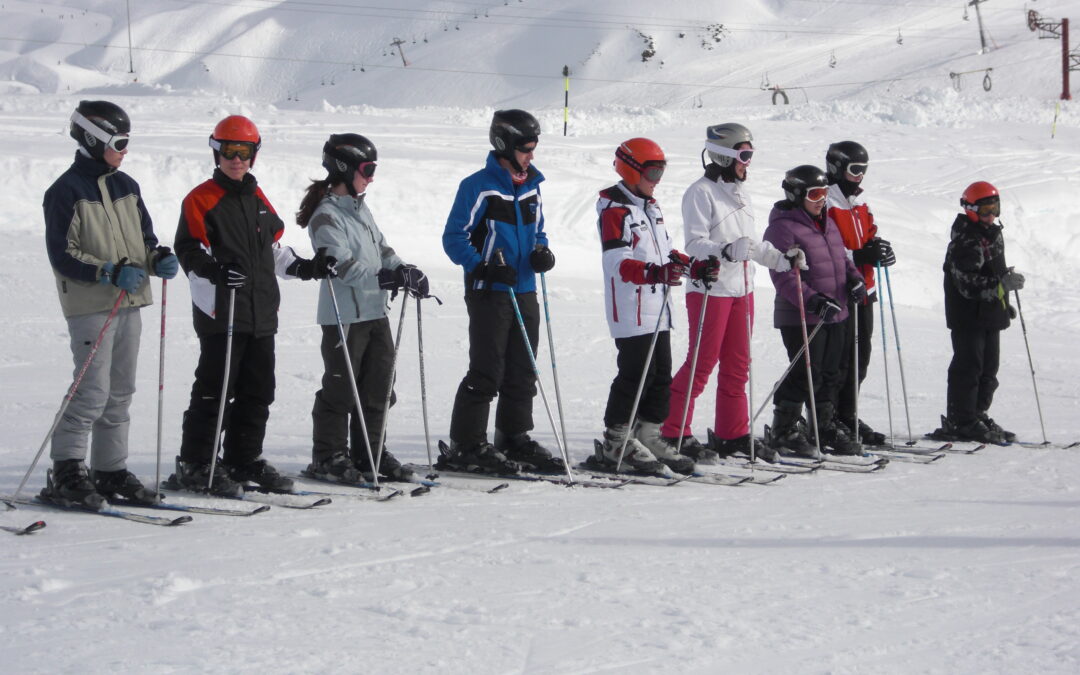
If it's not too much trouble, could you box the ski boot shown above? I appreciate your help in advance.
[494,430,566,473]
[585,425,670,476]
[92,468,159,505]
[768,401,821,459]
[838,417,887,447]
[435,440,520,475]
[814,403,862,456]
[708,429,776,463]
[978,412,1017,444]
[304,452,363,484]
[225,458,294,492]
[663,433,719,465]
[42,459,105,510]
[358,447,416,482]
[167,456,243,497]
[634,421,695,474]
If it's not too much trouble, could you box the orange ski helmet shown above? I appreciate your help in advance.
[209,115,262,166]
[614,137,666,185]
[960,181,1000,221]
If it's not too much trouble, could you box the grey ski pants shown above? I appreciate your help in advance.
[50,307,142,471]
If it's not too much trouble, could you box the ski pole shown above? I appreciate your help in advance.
[875,262,895,443]
[154,279,167,501]
[15,292,127,501]
[674,267,713,457]
[882,265,914,444]
[540,269,569,460]
[494,250,575,484]
[743,260,755,463]
[793,266,822,459]
[207,288,236,491]
[616,284,672,472]
[374,293,409,474]
[417,298,434,471]
[325,278,380,489]
[1013,289,1049,444]
[751,321,825,425]
[852,298,860,447]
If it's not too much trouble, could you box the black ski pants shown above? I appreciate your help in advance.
[449,289,539,446]
[947,327,1000,424]
[311,319,395,465]
[603,331,672,429]
[837,300,875,423]
[180,333,275,466]
[774,322,846,415]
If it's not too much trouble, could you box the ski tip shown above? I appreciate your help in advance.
[488,483,510,493]
[409,486,431,497]
[169,515,194,526]
[19,520,47,535]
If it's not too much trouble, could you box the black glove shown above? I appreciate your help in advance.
[287,247,337,281]
[848,279,867,304]
[1001,269,1025,292]
[473,260,518,287]
[204,261,248,289]
[806,294,843,321]
[395,264,429,298]
[530,246,555,273]
[1008,305,1017,320]
[877,239,896,267]
[378,268,400,291]
[852,238,893,266]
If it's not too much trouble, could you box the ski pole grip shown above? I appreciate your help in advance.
[493,248,506,266]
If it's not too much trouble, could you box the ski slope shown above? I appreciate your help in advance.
[2,1,1080,673]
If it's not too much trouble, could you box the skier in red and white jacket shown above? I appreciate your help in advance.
[592,138,713,476]
[824,141,895,446]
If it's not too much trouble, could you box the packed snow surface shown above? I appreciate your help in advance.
[2,1,1079,673]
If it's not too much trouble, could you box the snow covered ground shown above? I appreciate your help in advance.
[2,1,1080,673]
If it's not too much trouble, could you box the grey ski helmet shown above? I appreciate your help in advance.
[782,165,829,204]
[825,140,869,184]
[69,100,130,160]
[490,109,540,171]
[705,122,753,168]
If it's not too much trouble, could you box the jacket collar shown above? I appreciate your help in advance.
[72,151,116,179]
[615,181,655,209]
[326,191,367,214]
[484,151,544,191]
[212,168,257,195]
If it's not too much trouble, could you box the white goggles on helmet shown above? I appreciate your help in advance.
[71,110,129,152]
[705,141,754,165]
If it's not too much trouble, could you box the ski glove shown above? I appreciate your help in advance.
[848,279,867,304]
[396,264,430,298]
[287,247,337,281]
[878,239,896,267]
[785,247,809,271]
[721,236,754,263]
[644,260,686,286]
[806,294,843,322]
[207,261,248,289]
[1001,268,1025,292]
[689,256,720,284]
[853,238,896,267]
[153,246,179,280]
[473,260,518,287]
[530,246,555,274]
[100,259,146,294]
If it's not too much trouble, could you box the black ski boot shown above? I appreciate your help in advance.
[953,417,1007,445]
[435,440,520,475]
[304,452,362,484]
[167,456,243,497]
[43,460,105,510]
[494,430,566,473]
[768,401,821,459]
[92,468,159,505]
[815,403,862,456]
[358,447,416,482]
[978,412,1017,443]
[664,433,720,464]
[839,416,887,446]
[226,458,294,492]
[708,429,776,463]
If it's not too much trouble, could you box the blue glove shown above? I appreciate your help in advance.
[99,262,115,286]
[154,246,179,280]
[110,259,147,294]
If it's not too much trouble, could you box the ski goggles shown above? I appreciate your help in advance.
[844,162,868,177]
[805,186,829,202]
[973,196,1000,217]
[355,161,377,179]
[705,141,754,165]
[70,110,129,152]
[640,161,666,182]
[216,141,257,161]
[515,140,538,154]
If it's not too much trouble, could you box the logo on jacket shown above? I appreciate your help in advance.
[528,203,537,215]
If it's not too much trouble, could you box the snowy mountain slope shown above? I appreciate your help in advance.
[2,1,1080,674]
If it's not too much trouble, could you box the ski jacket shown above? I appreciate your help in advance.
[826,183,878,301]
[43,152,164,318]
[307,192,405,326]
[682,168,786,298]
[597,182,675,339]
[763,201,862,328]
[175,169,304,338]
[943,214,1013,331]
[442,151,547,294]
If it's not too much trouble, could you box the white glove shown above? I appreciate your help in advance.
[721,236,755,262]
[785,247,808,271]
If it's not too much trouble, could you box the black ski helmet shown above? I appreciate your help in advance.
[322,133,377,196]
[489,109,540,172]
[782,165,829,204]
[69,100,130,160]
[825,140,868,184]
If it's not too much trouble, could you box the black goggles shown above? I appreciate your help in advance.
[975,197,1000,217]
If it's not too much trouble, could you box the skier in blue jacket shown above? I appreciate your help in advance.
[438,109,562,475]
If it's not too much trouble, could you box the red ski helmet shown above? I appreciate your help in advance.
[961,181,1000,221]
[614,137,666,185]
[209,115,262,166]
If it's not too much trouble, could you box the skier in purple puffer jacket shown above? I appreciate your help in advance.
[762,165,866,457]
